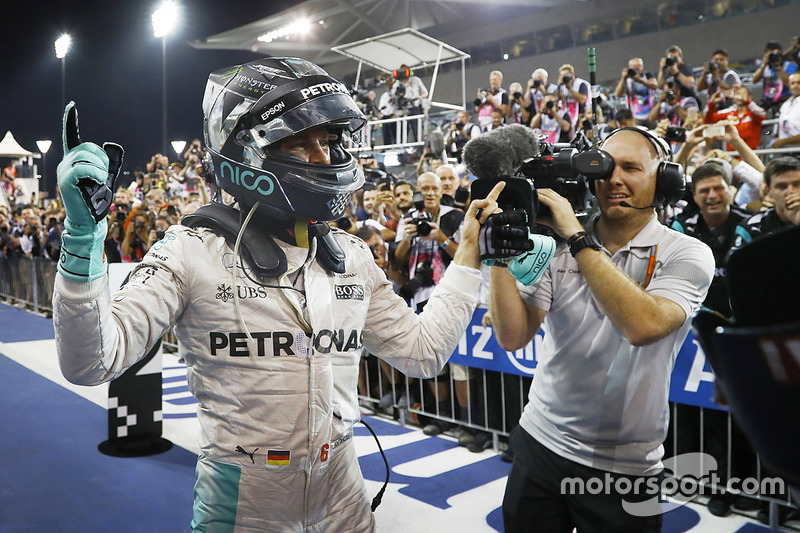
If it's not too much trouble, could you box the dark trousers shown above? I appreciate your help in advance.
[503,428,663,533]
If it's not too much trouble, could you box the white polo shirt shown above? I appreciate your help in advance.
[518,215,714,476]
[779,95,800,139]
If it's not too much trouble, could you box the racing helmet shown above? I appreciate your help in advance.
[202,57,366,221]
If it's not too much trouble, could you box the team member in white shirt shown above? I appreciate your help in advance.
[491,128,714,532]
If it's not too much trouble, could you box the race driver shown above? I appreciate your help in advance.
[52,57,524,532]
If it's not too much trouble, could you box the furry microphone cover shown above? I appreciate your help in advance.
[462,124,541,180]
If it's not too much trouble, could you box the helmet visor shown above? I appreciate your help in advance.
[244,92,366,157]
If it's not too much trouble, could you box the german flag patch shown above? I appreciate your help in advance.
[267,449,291,466]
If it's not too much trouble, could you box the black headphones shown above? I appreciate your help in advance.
[598,127,686,206]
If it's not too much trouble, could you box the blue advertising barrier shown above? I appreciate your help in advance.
[448,308,724,411]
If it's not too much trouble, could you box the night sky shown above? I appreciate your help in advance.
[1,0,299,181]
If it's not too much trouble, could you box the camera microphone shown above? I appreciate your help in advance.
[462,124,541,180]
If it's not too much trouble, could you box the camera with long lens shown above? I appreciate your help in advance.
[664,56,677,68]
[708,61,719,72]
[399,258,435,300]
[392,83,413,111]
[533,79,542,89]
[627,67,639,77]
[561,74,573,85]
[768,50,783,65]
[470,137,614,232]
[411,191,435,236]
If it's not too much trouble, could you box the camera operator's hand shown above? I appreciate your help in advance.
[56,101,124,281]
[535,188,584,240]
[709,89,724,106]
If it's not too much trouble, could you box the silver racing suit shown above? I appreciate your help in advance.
[53,224,481,532]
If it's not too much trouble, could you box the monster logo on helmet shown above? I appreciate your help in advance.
[202,57,367,222]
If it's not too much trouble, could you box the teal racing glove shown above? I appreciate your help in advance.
[56,102,124,281]
[507,232,556,286]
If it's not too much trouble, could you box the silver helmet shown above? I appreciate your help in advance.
[202,57,366,221]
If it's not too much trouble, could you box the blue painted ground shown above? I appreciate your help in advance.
[0,342,196,533]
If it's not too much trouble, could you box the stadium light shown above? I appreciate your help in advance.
[152,1,180,155]
[258,18,313,43]
[55,34,72,111]
[171,140,186,157]
[55,34,71,59]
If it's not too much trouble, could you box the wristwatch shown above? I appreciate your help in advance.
[441,238,451,249]
[567,231,603,258]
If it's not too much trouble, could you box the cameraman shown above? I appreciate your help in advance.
[614,57,657,127]
[105,203,128,264]
[182,138,205,162]
[394,172,463,310]
[475,70,509,131]
[648,80,699,127]
[378,77,397,146]
[447,110,481,163]
[522,69,557,125]
[753,41,798,112]
[20,215,44,258]
[556,64,590,139]
[697,49,741,108]
[180,154,203,196]
[120,208,153,262]
[392,64,428,142]
[493,128,714,531]
[657,45,697,100]
[44,214,63,262]
[530,93,571,143]
[507,82,525,125]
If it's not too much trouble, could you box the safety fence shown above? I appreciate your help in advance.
[0,254,57,314]
[2,255,797,526]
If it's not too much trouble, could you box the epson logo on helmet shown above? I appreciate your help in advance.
[300,82,349,100]
[260,101,286,121]
[220,161,275,196]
